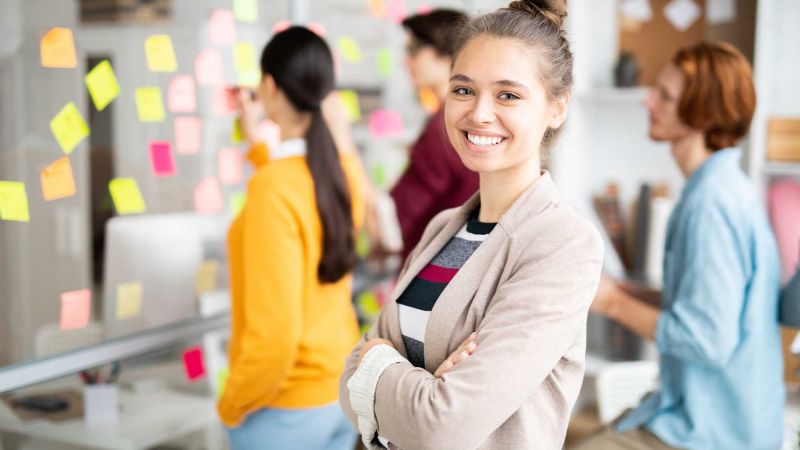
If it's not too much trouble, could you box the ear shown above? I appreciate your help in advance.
[547,92,570,130]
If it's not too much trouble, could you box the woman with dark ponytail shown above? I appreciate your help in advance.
[218,26,363,450]
[340,1,603,449]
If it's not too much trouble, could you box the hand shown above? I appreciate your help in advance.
[434,332,477,378]
[591,275,622,317]
[235,87,264,147]
[357,338,395,365]
[321,91,357,155]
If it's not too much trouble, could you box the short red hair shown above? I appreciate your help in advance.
[673,42,756,151]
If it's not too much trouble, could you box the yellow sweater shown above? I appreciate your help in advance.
[217,142,364,427]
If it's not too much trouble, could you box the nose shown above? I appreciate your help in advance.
[469,93,495,124]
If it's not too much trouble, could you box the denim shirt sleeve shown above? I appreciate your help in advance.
[655,199,748,367]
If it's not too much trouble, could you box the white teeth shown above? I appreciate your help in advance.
[467,133,504,147]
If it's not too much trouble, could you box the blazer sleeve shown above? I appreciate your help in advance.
[369,219,603,450]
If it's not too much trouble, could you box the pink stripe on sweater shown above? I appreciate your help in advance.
[417,264,459,283]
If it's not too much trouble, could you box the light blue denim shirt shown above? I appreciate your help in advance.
[616,148,784,449]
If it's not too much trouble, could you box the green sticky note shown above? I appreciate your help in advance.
[50,102,90,154]
[216,368,229,398]
[85,60,120,111]
[338,37,362,63]
[109,177,146,215]
[234,0,258,23]
[135,86,166,122]
[0,181,30,222]
[359,323,372,335]
[339,89,362,123]
[356,229,370,258]
[377,48,393,77]
[371,164,386,188]
[357,292,381,316]
[229,191,246,216]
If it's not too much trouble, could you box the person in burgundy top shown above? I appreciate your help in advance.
[391,9,479,261]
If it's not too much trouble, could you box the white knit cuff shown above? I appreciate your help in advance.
[347,344,405,447]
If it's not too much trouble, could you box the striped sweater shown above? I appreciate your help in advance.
[396,210,496,368]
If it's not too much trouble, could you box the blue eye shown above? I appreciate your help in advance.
[499,92,520,100]
[452,87,473,96]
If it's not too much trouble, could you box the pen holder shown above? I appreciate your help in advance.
[83,383,119,425]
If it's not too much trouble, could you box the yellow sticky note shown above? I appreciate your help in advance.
[377,48,393,78]
[40,27,77,69]
[41,156,76,201]
[195,260,220,294]
[229,192,246,216]
[234,0,258,23]
[109,178,146,214]
[0,181,30,222]
[135,87,165,122]
[145,35,177,72]
[216,368,229,398]
[231,118,242,144]
[50,102,90,155]
[234,42,256,73]
[419,87,440,113]
[339,89,362,122]
[357,292,382,316]
[85,60,120,111]
[237,71,260,88]
[116,281,143,320]
[338,37,362,64]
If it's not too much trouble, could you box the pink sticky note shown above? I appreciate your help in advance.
[213,87,237,116]
[218,148,244,185]
[195,49,225,86]
[149,141,176,177]
[272,20,291,34]
[175,116,202,155]
[195,178,223,214]
[60,289,91,331]
[369,109,405,138]
[769,180,800,281]
[168,75,196,113]
[182,346,206,381]
[307,22,327,37]
[417,4,433,15]
[209,9,237,46]
[259,119,281,151]
[386,0,407,24]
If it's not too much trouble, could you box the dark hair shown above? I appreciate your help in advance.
[260,27,355,283]
[402,9,468,58]
[453,0,572,149]
[672,42,756,151]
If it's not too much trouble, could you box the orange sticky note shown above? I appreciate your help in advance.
[135,87,165,122]
[339,90,362,122]
[175,116,202,155]
[418,87,440,113]
[218,148,244,185]
[85,60,120,111]
[0,181,30,222]
[109,177,146,215]
[145,35,177,72]
[50,102,90,154]
[195,49,225,86]
[194,178,223,214]
[40,27,77,69]
[369,0,387,18]
[60,289,91,331]
[209,9,237,46]
[41,156,76,201]
[116,281,142,320]
[168,75,196,113]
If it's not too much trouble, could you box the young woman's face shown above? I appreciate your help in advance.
[445,35,566,174]
[404,34,451,90]
[645,64,694,142]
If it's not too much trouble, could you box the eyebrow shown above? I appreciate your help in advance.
[450,74,529,91]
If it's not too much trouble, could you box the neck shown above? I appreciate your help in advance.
[478,156,542,223]
[273,104,312,141]
[671,132,712,177]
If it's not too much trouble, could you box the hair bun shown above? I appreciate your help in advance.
[508,0,567,28]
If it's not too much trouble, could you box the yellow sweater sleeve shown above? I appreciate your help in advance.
[217,175,303,427]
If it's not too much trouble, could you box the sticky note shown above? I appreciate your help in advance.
[231,118,243,144]
[85,60,120,111]
[50,102,90,154]
[149,141,176,177]
[372,164,387,187]
[339,90,361,123]
[369,109,404,139]
[175,116,202,155]
[41,156,76,201]
[237,71,260,88]
[308,22,326,37]
[195,260,219,294]
[234,0,258,23]
[209,9,237,46]
[357,291,382,316]
[40,27,77,69]
[417,4,433,14]
[135,87,165,122]
[168,75,196,113]
[272,20,292,34]
[218,148,244,185]
[60,289,91,331]
[195,178,223,214]
[369,0,387,18]
[109,178,146,215]
[234,42,256,74]
[0,181,30,222]
[213,87,237,116]
[386,0,407,24]
[182,347,206,381]
[116,281,142,320]
[229,192,246,216]
[418,87,440,113]
[377,48,393,78]
[195,49,225,86]
[216,368,229,398]
[338,37,362,64]
[145,35,177,72]
[356,229,370,258]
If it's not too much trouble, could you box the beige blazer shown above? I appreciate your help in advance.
[340,172,604,450]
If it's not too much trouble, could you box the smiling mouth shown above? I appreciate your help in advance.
[463,132,506,147]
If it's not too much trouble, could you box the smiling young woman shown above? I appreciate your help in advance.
[338,1,604,449]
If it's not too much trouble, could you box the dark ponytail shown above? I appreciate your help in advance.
[261,27,355,283]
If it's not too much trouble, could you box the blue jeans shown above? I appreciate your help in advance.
[226,402,357,450]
